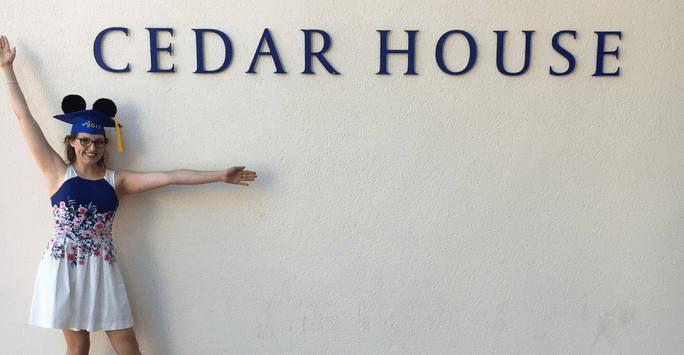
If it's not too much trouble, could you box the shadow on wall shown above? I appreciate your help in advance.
[106,174,271,354]
[113,193,174,355]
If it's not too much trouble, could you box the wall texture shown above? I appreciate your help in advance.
[1,0,682,354]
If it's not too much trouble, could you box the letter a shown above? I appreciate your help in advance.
[247,28,286,74]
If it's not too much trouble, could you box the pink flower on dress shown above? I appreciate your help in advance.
[47,201,118,267]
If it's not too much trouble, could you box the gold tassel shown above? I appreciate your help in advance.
[113,118,123,152]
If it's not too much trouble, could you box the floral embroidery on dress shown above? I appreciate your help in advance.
[45,199,117,267]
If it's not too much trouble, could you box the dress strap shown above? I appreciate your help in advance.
[104,170,116,189]
[63,165,78,183]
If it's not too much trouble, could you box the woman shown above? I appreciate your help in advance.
[1,35,256,355]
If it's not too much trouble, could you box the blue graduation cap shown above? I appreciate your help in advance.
[54,95,123,152]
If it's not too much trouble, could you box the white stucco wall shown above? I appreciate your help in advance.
[1,0,682,354]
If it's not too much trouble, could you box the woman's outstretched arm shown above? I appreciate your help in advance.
[115,166,257,198]
[1,35,66,190]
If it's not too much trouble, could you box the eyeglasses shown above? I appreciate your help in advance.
[76,137,107,148]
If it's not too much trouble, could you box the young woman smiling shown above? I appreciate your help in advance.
[1,35,256,355]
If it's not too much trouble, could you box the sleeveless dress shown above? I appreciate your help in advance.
[29,165,134,331]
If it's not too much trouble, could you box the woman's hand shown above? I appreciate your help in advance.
[0,36,16,68]
[223,166,257,186]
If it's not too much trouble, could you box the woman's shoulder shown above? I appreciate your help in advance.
[112,169,133,188]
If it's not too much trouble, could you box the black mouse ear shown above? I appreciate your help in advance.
[93,98,117,118]
[61,94,86,114]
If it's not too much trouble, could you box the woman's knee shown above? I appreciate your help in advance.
[106,327,142,355]
[62,329,90,355]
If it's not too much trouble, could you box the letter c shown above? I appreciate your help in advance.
[94,27,130,73]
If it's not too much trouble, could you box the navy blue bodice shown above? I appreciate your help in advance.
[50,176,119,214]
[46,168,120,267]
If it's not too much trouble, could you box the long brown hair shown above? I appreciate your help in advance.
[63,133,109,168]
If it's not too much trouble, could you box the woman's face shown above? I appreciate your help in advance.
[69,133,106,165]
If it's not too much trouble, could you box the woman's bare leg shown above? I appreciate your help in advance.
[62,329,90,355]
[106,327,142,355]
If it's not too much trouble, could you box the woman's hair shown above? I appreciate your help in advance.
[63,133,109,168]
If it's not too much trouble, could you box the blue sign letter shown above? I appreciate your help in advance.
[436,30,477,75]
[147,28,175,73]
[302,29,339,75]
[495,30,534,76]
[550,30,577,76]
[247,28,286,74]
[94,27,130,73]
[593,31,621,76]
[377,30,418,75]
[193,29,233,74]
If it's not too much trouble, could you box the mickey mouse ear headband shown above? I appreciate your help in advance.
[53,94,123,152]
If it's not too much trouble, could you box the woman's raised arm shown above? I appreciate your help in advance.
[1,36,66,189]
[115,166,257,198]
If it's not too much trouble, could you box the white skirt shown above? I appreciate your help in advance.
[29,250,134,332]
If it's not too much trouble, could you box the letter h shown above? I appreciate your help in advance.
[377,30,418,75]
